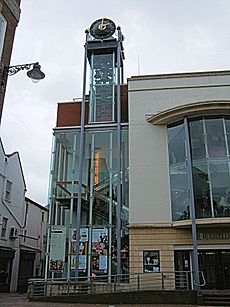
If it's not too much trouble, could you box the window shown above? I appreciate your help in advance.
[168,117,230,220]
[0,14,7,58]
[5,180,12,201]
[143,251,160,273]
[23,230,27,242]
[1,217,8,238]
[41,211,45,222]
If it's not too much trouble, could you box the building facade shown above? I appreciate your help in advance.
[128,71,230,290]
[0,139,47,292]
[0,0,21,122]
[46,19,230,291]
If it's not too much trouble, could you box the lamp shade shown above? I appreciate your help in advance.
[27,62,45,82]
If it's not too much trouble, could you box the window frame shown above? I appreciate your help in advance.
[0,13,7,59]
[1,217,8,239]
[143,250,160,273]
[5,180,12,202]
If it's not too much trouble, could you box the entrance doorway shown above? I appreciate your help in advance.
[199,250,230,289]
[175,250,230,289]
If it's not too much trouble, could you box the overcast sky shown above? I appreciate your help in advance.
[1,0,230,206]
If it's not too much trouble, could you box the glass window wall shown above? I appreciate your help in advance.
[168,117,230,221]
[47,129,129,278]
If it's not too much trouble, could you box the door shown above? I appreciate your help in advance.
[199,250,230,289]
[174,251,191,289]
[17,251,35,293]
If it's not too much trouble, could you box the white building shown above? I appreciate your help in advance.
[0,139,47,292]
[128,70,230,290]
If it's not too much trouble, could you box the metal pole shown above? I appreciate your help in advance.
[87,134,95,279]
[184,117,200,289]
[116,28,122,277]
[67,134,77,279]
[45,135,57,280]
[108,132,113,281]
[75,31,89,278]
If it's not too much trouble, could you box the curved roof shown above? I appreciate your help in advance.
[146,100,230,125]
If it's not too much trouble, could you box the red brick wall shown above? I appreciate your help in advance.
[56,101,89,127]
[56,85,128,127]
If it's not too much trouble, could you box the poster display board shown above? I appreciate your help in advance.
[71,228,89,271]
[92,228,108,273]
[49,226,66,271]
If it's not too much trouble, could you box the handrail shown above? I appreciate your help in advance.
[193,271,206,287]
[28,270,206,298]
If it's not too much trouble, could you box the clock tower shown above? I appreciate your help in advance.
[75,18,126,278]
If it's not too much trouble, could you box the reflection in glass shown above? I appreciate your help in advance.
[168,124,190,221]
[189,120,205,160]
[192,161,211,218]
[49,129,129,278]
[209,158,230,217]
[90,54,115,122]
[205,119,226,157]
[168,117,230,221]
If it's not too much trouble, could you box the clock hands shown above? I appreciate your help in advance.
[98,19,111,31]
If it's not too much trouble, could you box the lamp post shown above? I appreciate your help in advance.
[1,62,45,91]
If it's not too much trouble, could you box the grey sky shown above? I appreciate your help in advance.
[1,0,230,205]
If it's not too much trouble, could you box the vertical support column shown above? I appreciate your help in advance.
[45,135,57,280]
[87,134,95,279]
[108,132,113,281]
[202,119,215,217]
[116,27,122,278]
[184,117,200,289]
[75,31,89,278]
[67,134,77,279]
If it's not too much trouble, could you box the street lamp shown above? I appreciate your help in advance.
[1,62,45,91]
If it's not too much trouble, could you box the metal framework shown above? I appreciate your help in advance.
[45,23,126,281]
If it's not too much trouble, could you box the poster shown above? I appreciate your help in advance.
[71,228,88,271]
[92,228,108,272]
[49,226,66,271]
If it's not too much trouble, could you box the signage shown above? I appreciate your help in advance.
[197,231,230,240]
[49,226,66,271]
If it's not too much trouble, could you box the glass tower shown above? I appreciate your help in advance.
[45,20,129,280]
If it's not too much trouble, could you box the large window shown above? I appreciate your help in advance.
[168,117,230,220]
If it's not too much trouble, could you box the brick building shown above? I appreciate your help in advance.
[0,0,21,122]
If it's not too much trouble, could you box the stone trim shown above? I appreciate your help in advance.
[146,100,230,125]
[128,69,230,82]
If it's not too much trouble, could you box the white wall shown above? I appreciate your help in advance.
[0,143,26,292]
[128,71,230,224]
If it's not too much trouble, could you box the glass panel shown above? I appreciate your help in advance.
[225,119,230,154]
[189,119,206,160]
[168,124,190,221]
[90,54,115,122]
[170,164,190,220]
[168,124,186,165]
[209,158,230,217]
[51,129,129,278]
[192,160,212,218]
[206,119,226,157]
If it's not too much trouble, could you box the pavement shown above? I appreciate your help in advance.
[0,293,216,307]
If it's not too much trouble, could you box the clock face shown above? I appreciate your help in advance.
[90,18,116,39]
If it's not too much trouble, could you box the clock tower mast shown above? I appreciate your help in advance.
[75,18,125,278]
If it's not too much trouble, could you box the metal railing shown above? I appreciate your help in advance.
[28,270,205,298]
